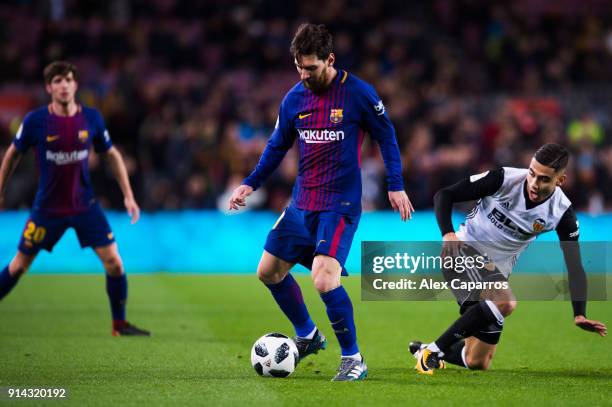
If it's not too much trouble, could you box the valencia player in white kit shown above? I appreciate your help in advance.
[412,143,607,374]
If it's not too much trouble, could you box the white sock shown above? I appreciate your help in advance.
[461,344,469,369]
[427,342,441,353]
[342,352,362,361]
[301,327,317,340]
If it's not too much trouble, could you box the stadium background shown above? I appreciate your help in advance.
[0,0,611,272]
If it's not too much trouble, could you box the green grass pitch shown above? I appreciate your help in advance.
[1,274,610,406]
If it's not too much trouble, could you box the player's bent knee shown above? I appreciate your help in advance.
[466,354,493,370]
[10,253,35,277]
[312,274,336,293]
[9,266,27,278]
[256,264,287,285]
[9,262,28,277]
[256,252,291,284]
[103,256,124,276]
[496,300,517,317]
[311,262,340,293]
[256,267,267,282]
[467,360,491,371]
[256,267,275,284]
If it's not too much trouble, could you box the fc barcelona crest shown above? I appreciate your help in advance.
[78,130,89,142]
[330,108,343,124]
[532,218,546,232]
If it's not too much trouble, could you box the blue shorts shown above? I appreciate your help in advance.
[18,203,115,255]
[264,205,360,275]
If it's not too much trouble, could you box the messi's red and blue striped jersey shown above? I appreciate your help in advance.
[244,70,404,215]
[13,104,112,216]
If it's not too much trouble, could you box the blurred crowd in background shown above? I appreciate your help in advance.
[0,0,611,213]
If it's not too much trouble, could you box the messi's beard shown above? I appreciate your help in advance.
[304,71,330,94]
[304,79,322,93]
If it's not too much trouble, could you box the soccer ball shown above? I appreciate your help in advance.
[251,333,299,378]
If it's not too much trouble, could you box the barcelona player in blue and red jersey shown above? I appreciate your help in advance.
[229,24,414,380]
[0,61,149,336]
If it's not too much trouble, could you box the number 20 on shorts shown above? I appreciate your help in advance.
[23,221,46,244]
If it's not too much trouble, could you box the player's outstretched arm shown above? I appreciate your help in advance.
[388,190,414,221]
[557,207,607,337]
[358,85,412,221]
[0,144,22,208]
[104,146,140,224]
[228,184,254,211]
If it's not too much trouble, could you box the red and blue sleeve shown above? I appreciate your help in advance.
[359,84,404,191]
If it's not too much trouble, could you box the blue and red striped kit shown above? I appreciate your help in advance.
[245,69,404,270]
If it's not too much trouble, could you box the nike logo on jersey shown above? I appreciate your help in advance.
[298,113,312,119]
[46,135,60,142]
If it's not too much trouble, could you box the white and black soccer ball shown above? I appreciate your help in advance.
[251,333,299,378]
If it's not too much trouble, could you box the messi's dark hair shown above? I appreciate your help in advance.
[290,23,333,60]
[534,143,569,171]
[43,61,78,84]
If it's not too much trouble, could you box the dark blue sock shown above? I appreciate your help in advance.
[0,265,20,300]
[106,274,127,322]
[266,274,315,337]
[321,285,359,356]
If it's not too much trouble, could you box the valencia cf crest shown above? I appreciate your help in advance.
[330,108,343,124]
[78,130,89,142]
[532,218,546,232]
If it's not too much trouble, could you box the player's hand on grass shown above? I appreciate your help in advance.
[441,232,463,258]
[388,190,414,221]
[574,315,607,337]
[124,196,140,224]
[229,185,253,211]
